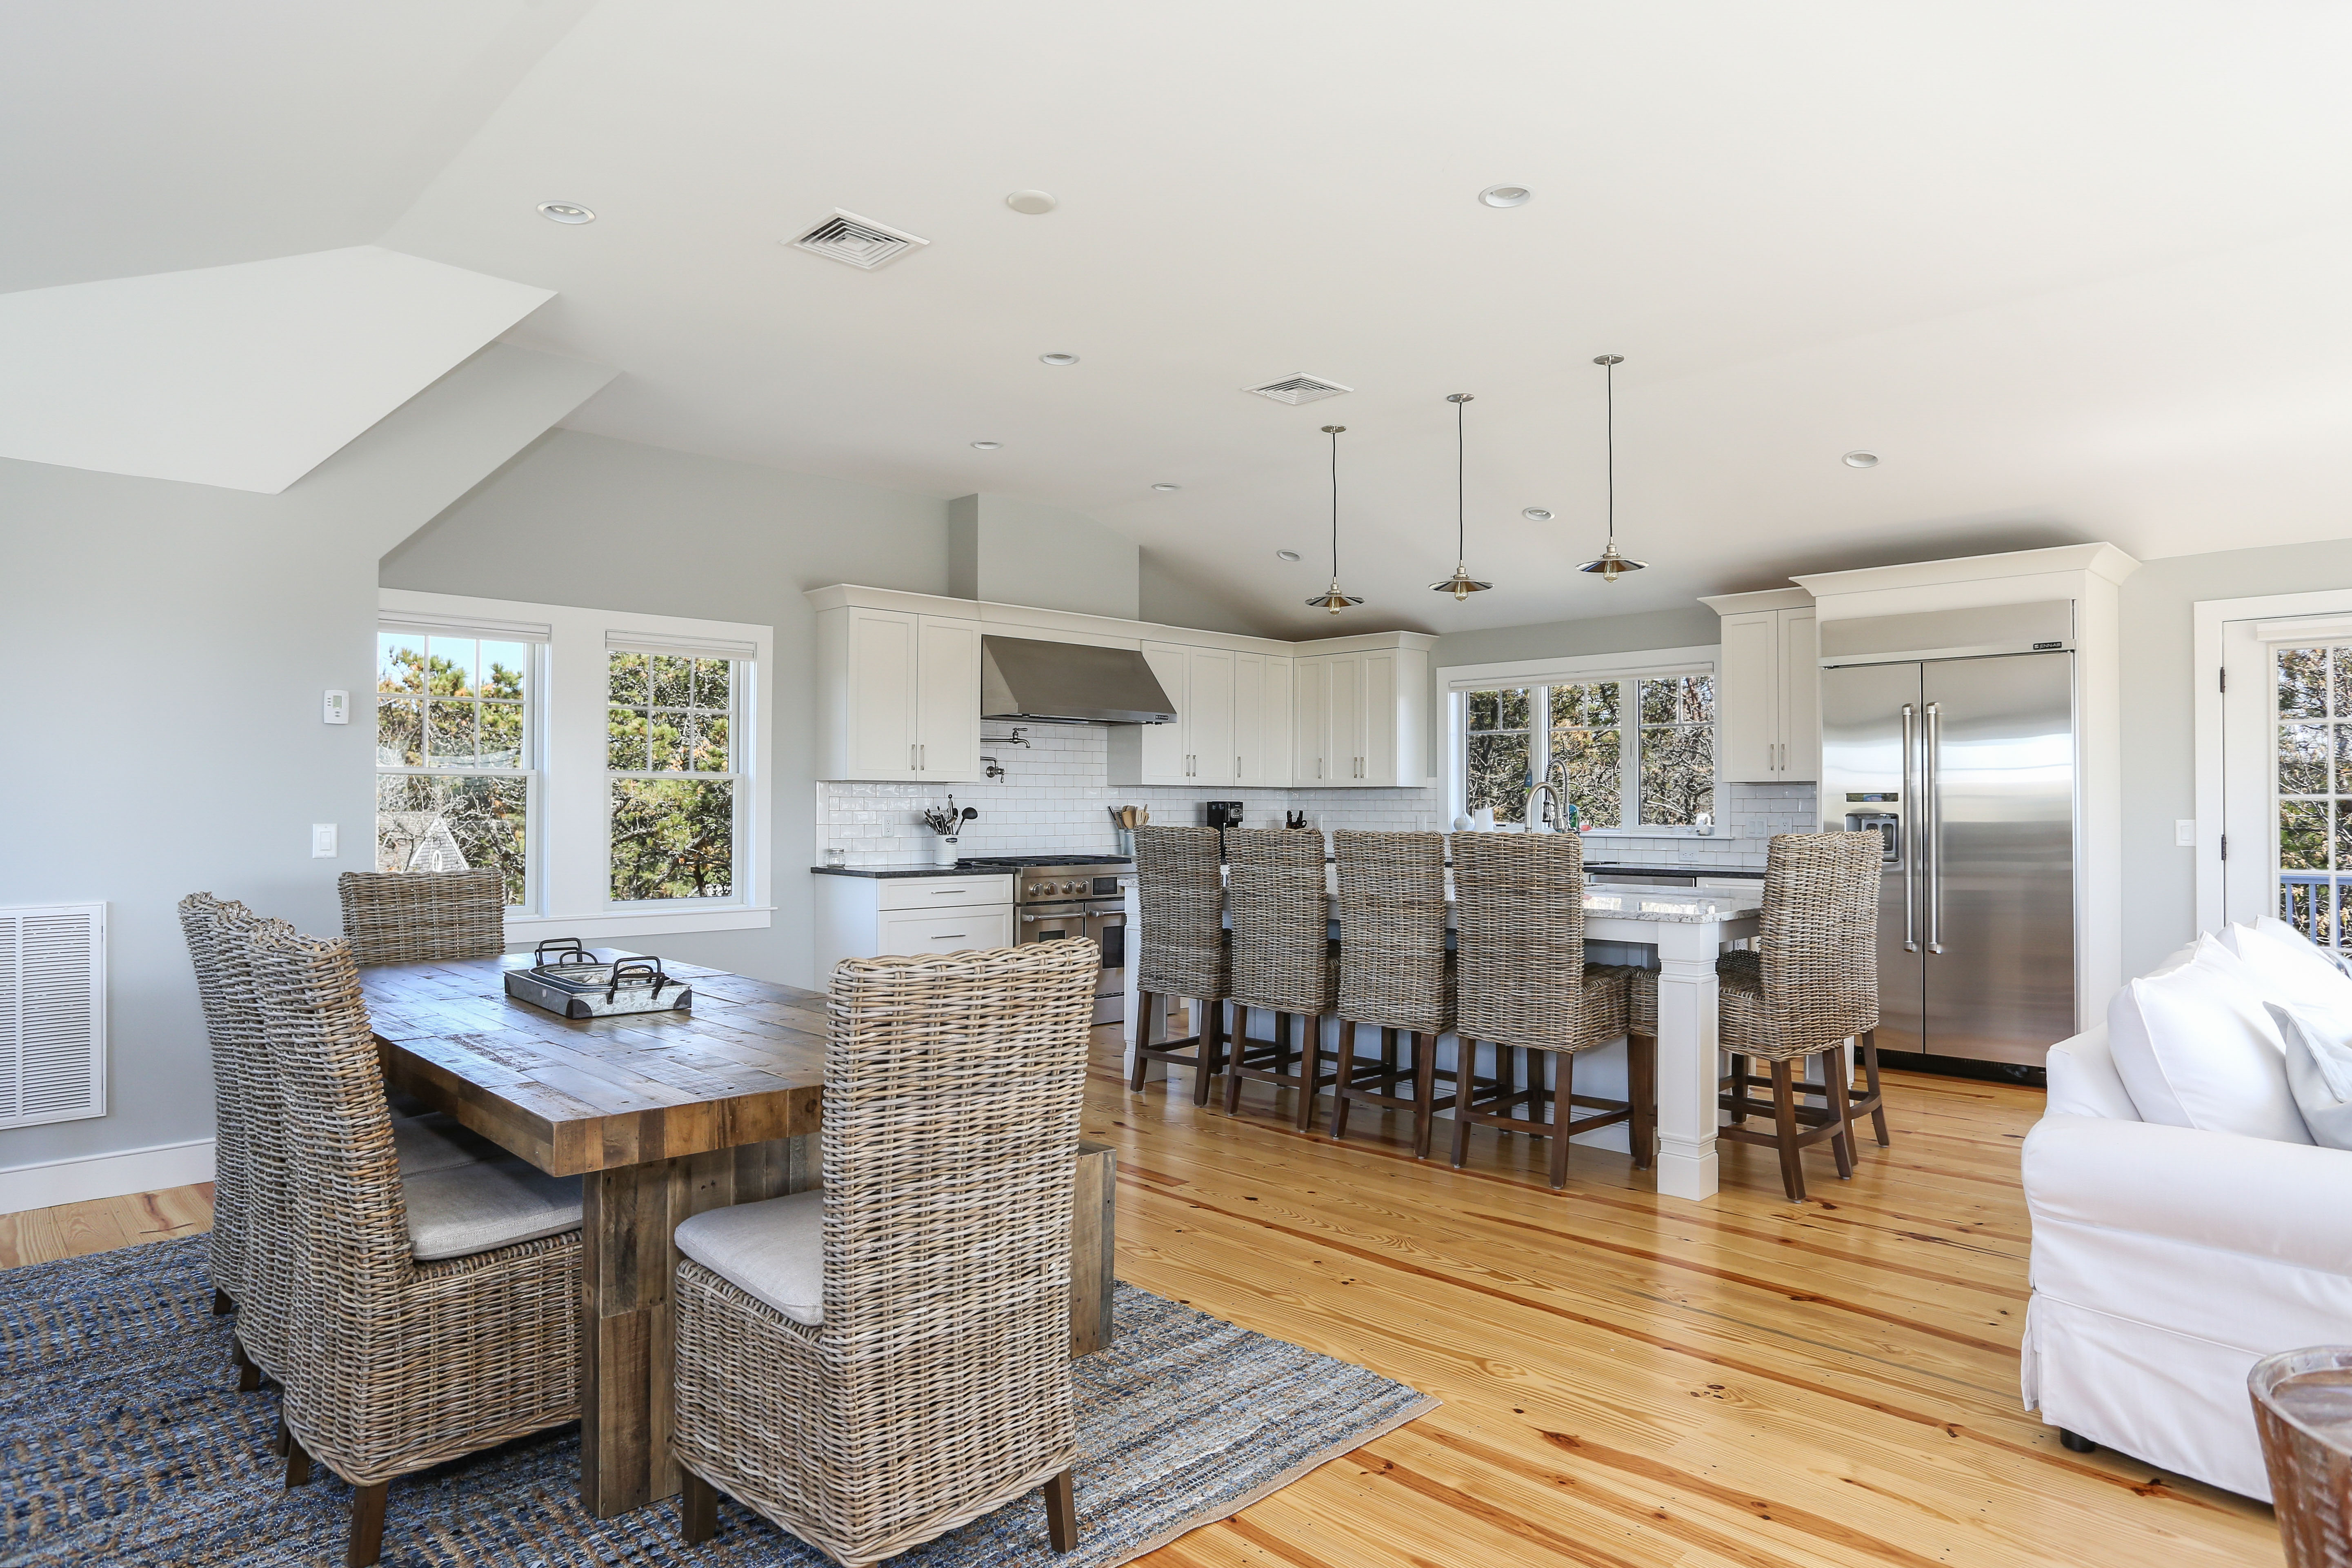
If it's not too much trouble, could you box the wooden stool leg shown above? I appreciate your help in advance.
[1450,1040,1480,1168]
[680,1466,718,1544]
[1043,1467,1079,1552]
[1629,1031,1656,1171]
[1862,1029,1891,1145]
[1770,1059,1807,1202]
[232,1334,261,1392]
[1547,1051,1574,1190]
[1345,1020,1364,1142]
[1296,1014,1324,1133]
[1727,1053,1750,1122]
[1823,1046,1857,1179]
[1128,990,1156,1092]
[348,1482,388,1568]
[1412,1031,1438,1159]
[285,1433,313,1488]
[1194,998,1225,1106]
[1222,1013,1246,1114]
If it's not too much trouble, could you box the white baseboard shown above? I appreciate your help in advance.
[0,1136,217,1214]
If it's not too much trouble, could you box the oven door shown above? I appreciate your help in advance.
[1019,903,1090,946]
[1084,902,1126,1024]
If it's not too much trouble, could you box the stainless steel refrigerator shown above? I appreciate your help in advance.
[1818,603,2077,1068]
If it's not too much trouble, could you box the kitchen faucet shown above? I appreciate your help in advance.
[1523,780,1567,834]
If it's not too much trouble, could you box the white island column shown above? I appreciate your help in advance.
[1648,918,1726,1201]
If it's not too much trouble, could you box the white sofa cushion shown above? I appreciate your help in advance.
[2223,919,2352,1013]
[2044,1025,2141,1121]
[403,1158,583,1262]
[674,1189,825,1326]
[391,1112,502,1176]
[2267,1001,2352,1151]
[2105,933,2312,1144]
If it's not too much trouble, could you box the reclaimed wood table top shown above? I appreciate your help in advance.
[359,951,829,1178]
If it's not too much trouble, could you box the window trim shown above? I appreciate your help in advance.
[1438,645,1720,834]
[379,589,774,940]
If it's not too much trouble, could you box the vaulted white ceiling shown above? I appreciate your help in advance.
[14,1,2352,633]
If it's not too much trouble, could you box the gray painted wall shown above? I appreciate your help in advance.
[382,427,951,991]
[2119,539,2352,978]
[945,493,1139,620]
[0,344,610,1173]
[1138,550,1279,637]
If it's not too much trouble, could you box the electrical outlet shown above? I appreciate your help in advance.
[311,824,338,858]
[2175,819,2197,848]
[322,689,349,725]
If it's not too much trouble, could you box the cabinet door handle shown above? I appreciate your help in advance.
[1235,754,1242,777]
[909,743,917,771]
[919,743,927,770]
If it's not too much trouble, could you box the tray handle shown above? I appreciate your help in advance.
[607,957,669,1002]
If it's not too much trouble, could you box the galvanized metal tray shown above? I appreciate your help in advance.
[504,940,692,1020]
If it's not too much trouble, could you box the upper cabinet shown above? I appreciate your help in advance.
[1232,652,1293,788]
[815,605,984,781]
[1109,642,1239,785]
[1294,645,1428,788]
[1703,588,1818,783]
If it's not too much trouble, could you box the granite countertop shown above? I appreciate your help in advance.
[1581,884,1763,923]
[810,860,1132,880]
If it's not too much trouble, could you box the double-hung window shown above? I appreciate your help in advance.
[1445,648,1718,830]
[375,591,772,937]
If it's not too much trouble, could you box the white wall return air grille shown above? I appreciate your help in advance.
[1241,374,1353,406]
[0,903,105,1130]
[789,210,931,271]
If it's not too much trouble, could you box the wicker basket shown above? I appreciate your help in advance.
[2253,1346,2352,1568]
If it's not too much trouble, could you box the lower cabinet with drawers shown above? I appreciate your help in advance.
[814,872,1016,977]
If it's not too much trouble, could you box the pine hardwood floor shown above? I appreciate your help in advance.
[0,1033,2280,1566]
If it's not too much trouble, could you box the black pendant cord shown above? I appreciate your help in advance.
[1329,426,1341,579]
[1603,356,1616,549]
[1455,395,1467,564]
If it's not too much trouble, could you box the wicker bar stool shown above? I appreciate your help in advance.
[1222,829,1342,1130]
[336,867,505,966]
[671,940,1098,1564]
[1450,833,1654,1189]
[1654,832,1881,1202]
[1129,825,1232,1104]
[1327,831,1456,1157]
[245,919,582,1566]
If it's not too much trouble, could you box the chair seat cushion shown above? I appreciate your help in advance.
[674,1190,825,1326]
[391,1112,503,1176]
[403,1157,584,1262]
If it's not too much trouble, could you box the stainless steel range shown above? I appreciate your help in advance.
[958,856,1130,1025]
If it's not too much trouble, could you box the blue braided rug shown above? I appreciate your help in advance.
[0,1235,1434,1566]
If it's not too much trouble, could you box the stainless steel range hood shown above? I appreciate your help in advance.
[980,635,1176,725]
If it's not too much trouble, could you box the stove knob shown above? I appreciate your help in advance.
[1027,883,1045,895]
[1062,880,1079,893]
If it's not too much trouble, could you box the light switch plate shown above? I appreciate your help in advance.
[2175,819,2197,848]
[323,690,349,725]
[311,824,338,858]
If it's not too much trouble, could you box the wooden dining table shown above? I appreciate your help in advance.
[359,950,828,1519]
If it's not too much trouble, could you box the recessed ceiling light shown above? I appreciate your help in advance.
[971,440,1003,450]
[537,202,596,224]
[1005,190,1058,215]
[1521,506,1553,522]
[1479,185,1532,208]
[1039,352,1079,366]
[1843,450,1880,468]
[1276,549,1301,562]
[1151,483,1180,492]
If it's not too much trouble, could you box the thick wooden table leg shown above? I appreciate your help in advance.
[1069,1142,1117,1356]
[579,1133,816,1517]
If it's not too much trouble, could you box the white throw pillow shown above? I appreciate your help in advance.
[2266,1001,2352,1152]
[2222,920,2352,1013]
[2105,933,2314,1144]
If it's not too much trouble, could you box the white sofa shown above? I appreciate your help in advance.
[2021,1022,2352,1499]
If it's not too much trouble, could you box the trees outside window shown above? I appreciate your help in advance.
[374,635,534,903]
[607,652,739,901]
[1456,672,1715,829]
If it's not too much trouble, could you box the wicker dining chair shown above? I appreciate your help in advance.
[1221,830,1343,1129]
[243,919,582,1567]
[1450,832,1654,1189]
[336,868,505,966]
[178,894,279,1390]
[670,939,1100,1565]
[1129,825,1233,1104]
[1327,831,1458,1157]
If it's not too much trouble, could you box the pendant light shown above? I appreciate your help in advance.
[1429,392,1493,601]
[1305,424,1364,613]
[1577,353,1646,582]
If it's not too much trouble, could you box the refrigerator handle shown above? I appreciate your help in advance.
[1924,701,1944,955]
[1900,703,1918,953]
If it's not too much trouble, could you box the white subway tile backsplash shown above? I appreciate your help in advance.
[814,724,1816,871]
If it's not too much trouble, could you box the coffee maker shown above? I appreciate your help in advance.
[1204,802,1245,829]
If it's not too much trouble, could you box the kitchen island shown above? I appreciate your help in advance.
[1126,880,1762,1203]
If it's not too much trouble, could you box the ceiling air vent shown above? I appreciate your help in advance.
[1242,374,1353,406]
[789,209,930,271]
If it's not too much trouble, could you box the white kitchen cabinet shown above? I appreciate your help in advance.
[1703,589,1818,783]
[815,606,983,781]
[815,872,1015,974]
[1109,642,1237,785]
[1294,646,1427,787]
[1233,652,1292,787]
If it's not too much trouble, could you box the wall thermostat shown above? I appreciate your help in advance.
[323,690,350,725]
